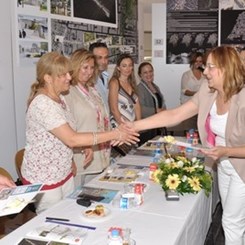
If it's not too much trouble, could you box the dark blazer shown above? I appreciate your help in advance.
[137,80,166,144]
[137,80,166,119]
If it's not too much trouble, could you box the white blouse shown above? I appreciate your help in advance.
[22,94,76,185]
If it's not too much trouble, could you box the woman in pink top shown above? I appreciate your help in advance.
[129,46,245,245]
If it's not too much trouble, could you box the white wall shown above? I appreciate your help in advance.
[144,13,152,32]
[11,0,36,150]
[0,0,18,179]
[152,3,188,109]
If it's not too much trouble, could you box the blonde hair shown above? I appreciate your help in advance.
[27,52,71,106]
[208,46,245,102]
[70,48,98,87]
[110,53,137,94]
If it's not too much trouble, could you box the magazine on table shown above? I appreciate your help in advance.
[0,183,42,216]
[68,186,119,204]
[18,223,87,245]
[18,237,69,245]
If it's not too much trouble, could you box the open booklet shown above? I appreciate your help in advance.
[18,223,87,245]
[0,183,42,217]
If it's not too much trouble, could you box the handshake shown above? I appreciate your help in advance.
[111,120,139,146]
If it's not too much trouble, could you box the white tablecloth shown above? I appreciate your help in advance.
[1,154,215,245]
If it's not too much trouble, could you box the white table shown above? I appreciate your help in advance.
[1,154,214,245]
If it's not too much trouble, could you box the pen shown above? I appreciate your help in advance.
[45,219,96,230]
[46,217,70,222]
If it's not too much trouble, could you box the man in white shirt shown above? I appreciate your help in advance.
[89,42,109,113]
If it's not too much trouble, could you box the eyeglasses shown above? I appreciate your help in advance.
[201,63,216,70]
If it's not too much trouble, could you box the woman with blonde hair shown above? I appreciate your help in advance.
[22,52,139,213]
[65,49,111,186]
[130,46,245,244]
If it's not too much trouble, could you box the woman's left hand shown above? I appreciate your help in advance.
[201,146,228,160]
[83,147,93,166]
[71,161,77,176]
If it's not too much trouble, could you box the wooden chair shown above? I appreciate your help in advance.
[0,167,14,181]
[15,149,25,183]
[15,149,36,214]
[0,158,36,239]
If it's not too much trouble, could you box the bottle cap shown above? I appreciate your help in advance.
[150,163,158,170]
[111,229,120,237]
[154,148,162,154]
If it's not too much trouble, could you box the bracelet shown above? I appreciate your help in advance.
[92,132,98,145]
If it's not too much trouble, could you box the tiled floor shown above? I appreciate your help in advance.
[204,202,225,245]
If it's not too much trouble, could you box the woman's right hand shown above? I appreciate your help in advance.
[0,175,16,191]
[111,123,139,146]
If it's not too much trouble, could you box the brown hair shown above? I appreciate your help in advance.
[208,46,245,101]
[70,48,98,87]
[27,52,71,106]
[110,53,137,93]
[189,52,203,68]
[138,62,154,76]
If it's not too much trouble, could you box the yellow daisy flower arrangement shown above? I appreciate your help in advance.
[154,155,212,196]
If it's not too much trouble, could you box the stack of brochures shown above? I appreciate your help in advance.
[18,223,87,245]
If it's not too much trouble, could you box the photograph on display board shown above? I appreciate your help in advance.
[166,11,218,64]
[18,15,48,40]
[17,0,47,12]
[221,10,245,44]
[51,18,138,63]
[167,0,218,11]
[50,0,71,17]
[19,41,48,66]
[73,0,117,27]
[51,19,86,56]
[15,0,138,66]
[220,0,245,10]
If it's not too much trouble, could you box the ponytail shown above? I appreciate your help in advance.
[27,80,41,107]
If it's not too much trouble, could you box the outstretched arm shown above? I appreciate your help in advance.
[133,100,198,132]
[51,123,139,148]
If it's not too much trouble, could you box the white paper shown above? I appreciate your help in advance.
[0,183,42,216]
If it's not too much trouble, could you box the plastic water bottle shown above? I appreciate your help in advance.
[153,142,162,163]
[108,229,123,245]
[134,183,144,206]
[186,130,194,154]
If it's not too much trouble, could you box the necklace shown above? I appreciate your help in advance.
[43,89,66,110]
